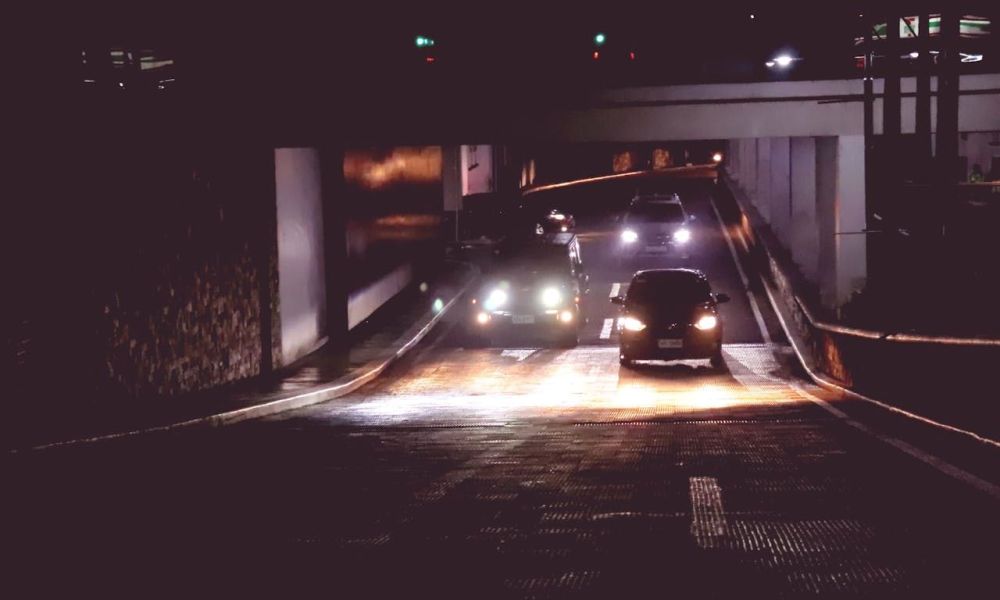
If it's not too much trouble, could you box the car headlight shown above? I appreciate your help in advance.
[619,316,646,332]
[673,228,691,244]
[694,314,718,330]
[540,286,562,308]
[484,288,508,311]
[621,229,639,243]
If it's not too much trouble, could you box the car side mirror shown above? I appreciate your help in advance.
[715,293,730,304]
[610,295,625,305]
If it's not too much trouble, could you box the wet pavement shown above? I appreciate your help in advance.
[6,184,999,597]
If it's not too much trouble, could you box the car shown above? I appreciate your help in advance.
[618,196,695,260]
[611,268,729,368]
[537,209,576,234]
[469,233,587,347]
[630,192,680,207]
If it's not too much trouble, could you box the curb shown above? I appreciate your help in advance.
[718,173,1000,450]
[15,267,479,453]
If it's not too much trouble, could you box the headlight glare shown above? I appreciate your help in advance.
[541,286,562,308]
[694,314,718,330]
[673,228,691,244]
[621,229,639,243]
[484,288,508,311]
[620,316,646,332]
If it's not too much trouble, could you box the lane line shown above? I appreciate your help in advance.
[609,283,621,298]
[787,383,1000,500]
[734,235,1000,497]
[731,209,1000,451]
[599,318,614,340]
[708,196,772,345]
[711,186,1000,496]
[500,349,540,362]
[689,476,727,548]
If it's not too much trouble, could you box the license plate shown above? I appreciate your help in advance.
[657,339,683,349]
[512,315,536,325]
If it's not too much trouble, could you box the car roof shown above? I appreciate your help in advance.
[631,193,681,204]
[631,268,707,282]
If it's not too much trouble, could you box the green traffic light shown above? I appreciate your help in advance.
[594,33,606,46]
[415,35,435,48]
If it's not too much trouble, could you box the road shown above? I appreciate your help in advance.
[6,181,999,597]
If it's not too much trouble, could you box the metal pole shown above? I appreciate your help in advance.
[936,11,961,240]
[915,10,932,168]
[862,11,876,223]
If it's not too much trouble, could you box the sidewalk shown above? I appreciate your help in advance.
[8,261,478,452]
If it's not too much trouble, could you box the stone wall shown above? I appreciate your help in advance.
[96,143,282,399]
[7,135,282,404]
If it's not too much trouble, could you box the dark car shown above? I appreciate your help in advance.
[469,233,587,347]
[618,197,695,260]
[611,269,729,368]
[537,209,576,234]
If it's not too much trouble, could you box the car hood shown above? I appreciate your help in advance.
[627,221,686,234]
[626,301,711,326]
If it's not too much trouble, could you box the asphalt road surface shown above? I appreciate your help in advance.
[6,182,999,597]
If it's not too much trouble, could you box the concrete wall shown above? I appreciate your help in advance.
[959,131,1000,179]
[7,138,283,402]
[462,145,494,195]
[275,148,327,365]
[727,134,867,311]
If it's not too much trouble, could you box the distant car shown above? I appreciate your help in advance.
[611,269,729,368]
[630,192,680,207]
[537,209,576,234]
[618,196,694,260]
[469,233,587,347]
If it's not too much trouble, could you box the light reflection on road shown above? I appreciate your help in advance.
[328,345,802,425]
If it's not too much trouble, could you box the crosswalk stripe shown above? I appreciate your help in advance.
[600,318,615,339]
[609,283,620,298]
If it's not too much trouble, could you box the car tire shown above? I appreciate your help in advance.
[710,346,724,369]
[559,332,578,348]
[467,331,490,348]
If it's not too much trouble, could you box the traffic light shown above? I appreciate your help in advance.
[594,33,606,46]
[415,35,435,48]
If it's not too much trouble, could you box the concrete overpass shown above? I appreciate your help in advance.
[513,74,1000,141]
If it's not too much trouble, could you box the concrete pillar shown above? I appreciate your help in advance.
[817,135,867,310]
[442,145,462,240]
[744,139,758,205]
[769,137,791,245]
[755,138,772,222]
[790,137,819,281]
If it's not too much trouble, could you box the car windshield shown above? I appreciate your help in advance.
[626,203,685,224]
[502,245,569,273]
[627,275,711,306]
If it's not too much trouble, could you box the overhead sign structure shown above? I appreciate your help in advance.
[853,15,991,46]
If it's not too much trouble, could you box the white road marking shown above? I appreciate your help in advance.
[708,196,772,345]
[599,318,615,339]
[736,262,1000,499]
[609,282,621,298]
[500,349,539,361]
[689,476,727,548]
[787,383,1000,500]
